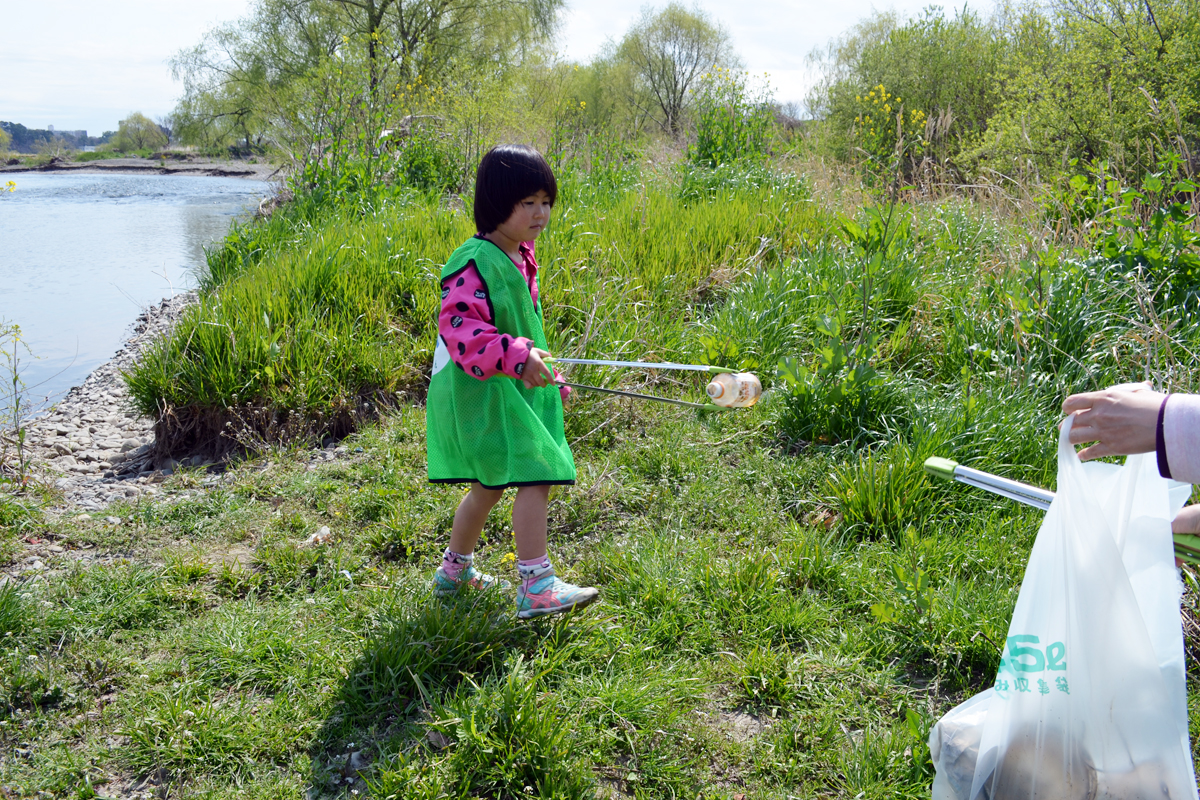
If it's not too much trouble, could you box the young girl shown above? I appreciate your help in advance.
[426,144,599,619]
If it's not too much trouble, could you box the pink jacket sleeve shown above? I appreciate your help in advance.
[438,264,571,401]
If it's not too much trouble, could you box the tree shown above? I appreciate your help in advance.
[615,3,738,137]
[976,0,1200,176]
[0,126,10,154]
[35,136,74,161]
[807,7,1007,166]
[113,113,168,152]
[169,0,564,151]
[156,114,176,146]
[325,0,558,94]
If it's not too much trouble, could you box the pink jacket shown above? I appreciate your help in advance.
[437,240,569,400]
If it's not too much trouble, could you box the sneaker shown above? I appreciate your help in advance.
[432,565,509,597]
[516,567,599,619]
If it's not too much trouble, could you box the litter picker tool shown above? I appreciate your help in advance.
[923,456,1200,565]
[923,457,1053,511]
[546,356,763,409]
[557,381,724,410]
[544,357,734,374]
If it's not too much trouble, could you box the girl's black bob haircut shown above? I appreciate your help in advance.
[473,144,557,234]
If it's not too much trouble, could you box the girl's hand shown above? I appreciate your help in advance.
[522,348,555,390]
[1061,383,1163,460]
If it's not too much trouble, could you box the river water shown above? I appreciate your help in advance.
[0,172,268,413]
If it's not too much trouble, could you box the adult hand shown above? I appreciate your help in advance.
[1061,382,1165,461]
[521,348,555,390]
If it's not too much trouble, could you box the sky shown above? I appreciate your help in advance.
[2,0,995,136]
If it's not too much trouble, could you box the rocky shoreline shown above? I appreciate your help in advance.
[19,294,201,513]
[0,155,280,181]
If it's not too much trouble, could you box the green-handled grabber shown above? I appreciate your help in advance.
[923,456,1200,566]
[923,457,1054,511]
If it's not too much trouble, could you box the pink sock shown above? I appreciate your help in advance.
[442,548,473,580]
[517,555,551,590]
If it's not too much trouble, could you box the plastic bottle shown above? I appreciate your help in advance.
[705,372,762,408]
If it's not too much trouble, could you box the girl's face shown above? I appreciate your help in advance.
[496,190,553,244]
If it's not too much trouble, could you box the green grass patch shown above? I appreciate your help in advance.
[6,152,1200,797]
[125,164,819,458]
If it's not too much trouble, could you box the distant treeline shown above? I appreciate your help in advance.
[805,0,1200,181]
[164,0,1200,186]
[0,122,115,153]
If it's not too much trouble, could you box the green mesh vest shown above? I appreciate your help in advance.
[426,236,576,489]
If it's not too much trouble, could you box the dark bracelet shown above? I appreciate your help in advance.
[1157,395,1173,480]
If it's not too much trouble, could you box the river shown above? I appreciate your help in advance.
[0,172,269,415]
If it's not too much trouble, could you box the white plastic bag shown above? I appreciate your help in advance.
[930,417,1198,800]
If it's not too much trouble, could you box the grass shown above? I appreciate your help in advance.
[0,399,1185,798]
[0,412,903,795]
[124,165,818,458]
[2,154,1200,797]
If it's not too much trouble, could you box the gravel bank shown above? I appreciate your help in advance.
[19,294,201,512]
[0,155,279,180]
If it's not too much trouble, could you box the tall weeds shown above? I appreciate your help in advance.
[126,164,818,458]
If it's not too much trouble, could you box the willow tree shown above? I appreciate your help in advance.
[113,113,168,151]
[978,0,1200,174]
[327,0,560,94]
[169,0,563,153]
[169,0,341,149]
[615,3,737,137]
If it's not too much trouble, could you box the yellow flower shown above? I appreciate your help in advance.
[500,552,517,569]
[4,181,14,193]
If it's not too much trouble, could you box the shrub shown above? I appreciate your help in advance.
[112,112,168,152]
[688,67,774,168]
[389,129,461,193]
[850,83,926,164]
[1044,156,1200,313]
